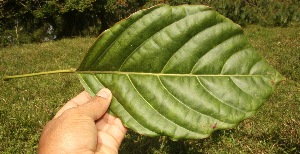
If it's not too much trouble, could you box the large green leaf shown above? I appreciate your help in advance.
[76,4,284,139]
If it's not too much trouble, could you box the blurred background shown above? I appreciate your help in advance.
[1,0,299,47]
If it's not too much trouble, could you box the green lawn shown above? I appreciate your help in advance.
[0,25,299,153]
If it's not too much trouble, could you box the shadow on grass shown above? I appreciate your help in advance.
[120,128,300,153]
[119,130,227,154]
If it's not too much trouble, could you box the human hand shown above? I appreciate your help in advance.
[38,88,127,154]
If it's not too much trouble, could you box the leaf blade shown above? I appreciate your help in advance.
[76,5,284,139]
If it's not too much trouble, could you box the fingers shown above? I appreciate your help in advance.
[97,114,127,133]
[96,114,127,152]
[54,91,91,118]
[97,114,127,143]
[77,88,112,120]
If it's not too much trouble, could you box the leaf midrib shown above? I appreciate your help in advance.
[76,71,270,77]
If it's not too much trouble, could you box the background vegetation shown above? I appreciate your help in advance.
[1,0,300,47]
[1,25,299,153]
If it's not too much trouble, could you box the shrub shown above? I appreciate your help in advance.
[167,0,300,27]
[0,0,299,46]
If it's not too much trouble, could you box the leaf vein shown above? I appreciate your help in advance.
[196,77,247,114]
[220,47,252,74]
[161,20,224,72]
[77,71,269,77]
[190,28,243,74]
[157,76,233,125]
[229,77,261,102]
[249,59,264,74]
[93,74,157,134]
[88,7,160,70]
[127,74,201,135]
[79,75,96,95]
[119,10,212,71]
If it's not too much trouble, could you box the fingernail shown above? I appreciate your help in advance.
[96,88,111,99]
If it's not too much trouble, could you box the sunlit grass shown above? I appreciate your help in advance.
[0,26,299,153]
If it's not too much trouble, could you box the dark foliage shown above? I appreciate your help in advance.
[0,0,299,47]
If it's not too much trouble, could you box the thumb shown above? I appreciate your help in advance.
[77,88,112,120]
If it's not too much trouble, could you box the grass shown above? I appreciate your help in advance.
[0,25,299,153]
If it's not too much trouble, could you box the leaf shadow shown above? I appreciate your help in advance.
[120,128,300,153]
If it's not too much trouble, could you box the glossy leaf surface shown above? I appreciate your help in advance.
[76,5,284,139]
